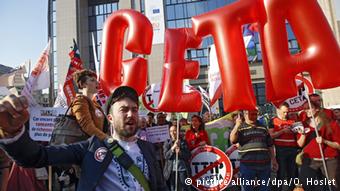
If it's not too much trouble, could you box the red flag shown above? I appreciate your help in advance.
[63,39,84,105]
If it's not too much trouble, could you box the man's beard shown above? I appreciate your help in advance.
[115,125,138,138]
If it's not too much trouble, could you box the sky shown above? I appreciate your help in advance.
[0,1,339,70]
[0,1,48,69]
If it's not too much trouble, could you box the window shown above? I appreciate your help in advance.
[176,20,185,28]
[96,16,104,30]
[167,21,176,28]
[195,1,205,15]
[88,2,118,71]
[167,5,175,20]
[175,4,184,19]
[207,0,217,11]
[187,3,196,17]
[112,3,118,11]
[106,4,112,13]
[253,83,267,106]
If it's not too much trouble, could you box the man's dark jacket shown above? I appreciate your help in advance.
[1,131,168,191]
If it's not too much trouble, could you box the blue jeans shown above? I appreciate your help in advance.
[240,163,271,191]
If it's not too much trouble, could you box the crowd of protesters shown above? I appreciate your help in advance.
[0,78,340,191]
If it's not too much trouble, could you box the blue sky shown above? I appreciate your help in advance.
[0,1,48,69]
[0,1,339,70]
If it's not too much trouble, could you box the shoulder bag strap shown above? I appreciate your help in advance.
[109,141,151,191]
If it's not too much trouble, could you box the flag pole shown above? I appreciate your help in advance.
[175,113,180,191]
[304,85,332,191]
[46,37,53,191]
[206,87,212,117]
[91,32,100,78]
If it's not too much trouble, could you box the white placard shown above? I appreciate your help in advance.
[145,0,165,44]
[29,107,67,142]
[145,125,170,143]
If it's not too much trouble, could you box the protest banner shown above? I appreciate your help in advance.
[145,125,170,143]
[29,107,67,142]
[190,145,233,191]
[205,113,235,151]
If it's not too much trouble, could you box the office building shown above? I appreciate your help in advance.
[48,0,339,111]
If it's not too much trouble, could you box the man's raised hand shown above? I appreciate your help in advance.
[0,95,29,137]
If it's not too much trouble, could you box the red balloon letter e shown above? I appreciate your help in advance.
[158,28,202,112]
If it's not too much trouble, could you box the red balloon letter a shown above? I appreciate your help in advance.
[260,0,340,101]
[158,28,202,112]
[100,10,153,96]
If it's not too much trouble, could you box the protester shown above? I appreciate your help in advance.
[230,109,278,191]
[146,112,156,127]
[54,69,108,189]
[297,101,340,191]
[333,108,340,126]
[163,125,191,191]
[155,112,170,170]
[179,118,189,138]
[157,112,171,126]
[71,69,107,140]
[269,102,298,191]
[299,94,335,122]
[137,117,148,141]
[203,112,212,123]
[171,120,177,126]
[185,115,210,151]
[179,118,189,128]
[0,86,167,191]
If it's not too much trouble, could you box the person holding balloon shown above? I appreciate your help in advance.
[230,109,278,191]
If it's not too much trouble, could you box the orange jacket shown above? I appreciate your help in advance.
[71,95,107,141]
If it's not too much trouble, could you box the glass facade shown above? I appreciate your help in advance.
[165,0,236,66]
[246,23,300,63]
[88,2,119,71]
